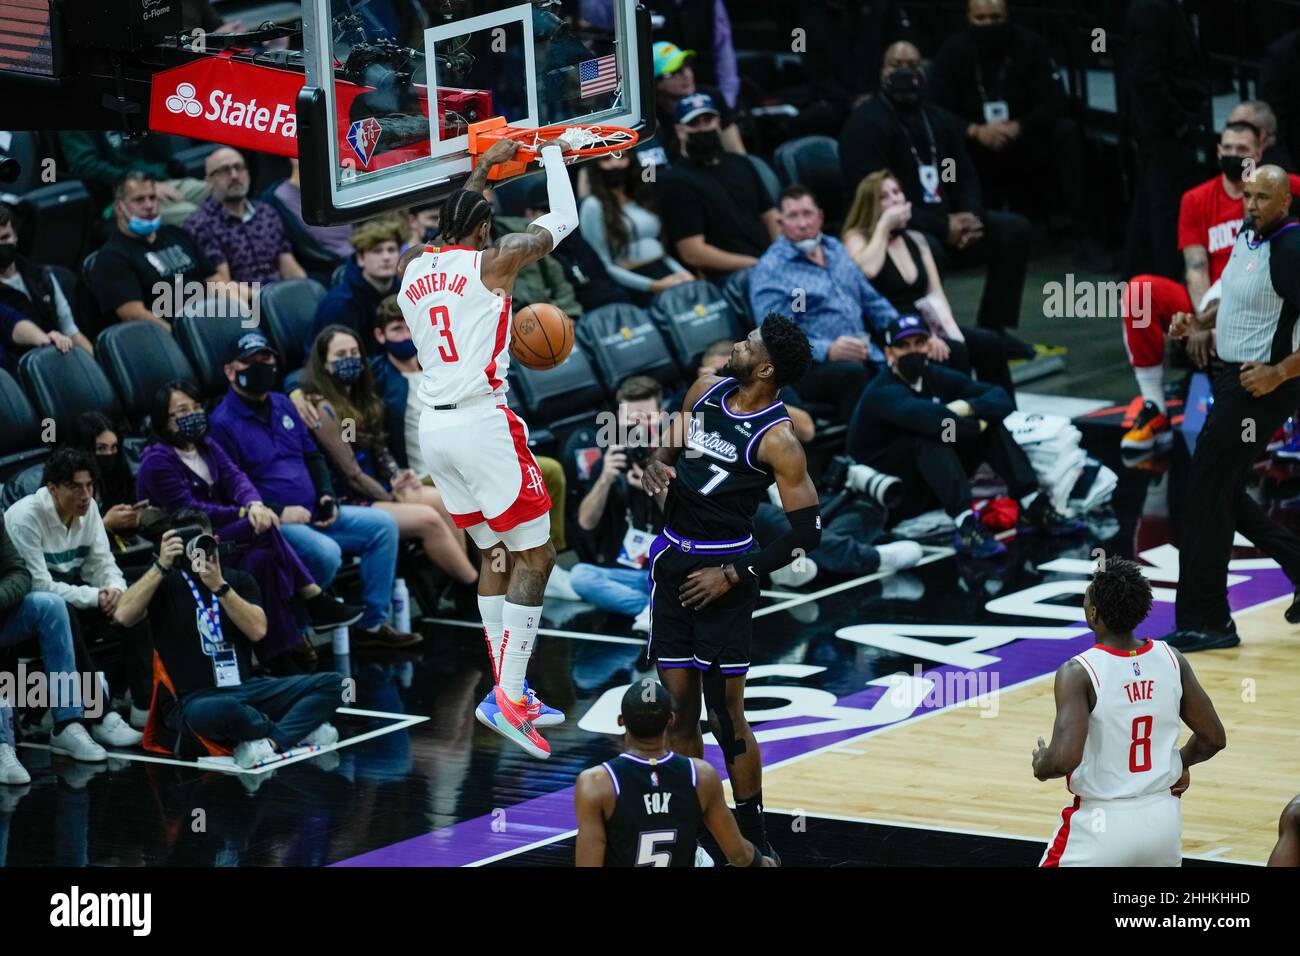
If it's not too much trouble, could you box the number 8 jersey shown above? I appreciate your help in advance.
[398,245,513,409]
[1067,640,1183,801]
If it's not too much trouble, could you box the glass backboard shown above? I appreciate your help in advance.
[298,0,653,225]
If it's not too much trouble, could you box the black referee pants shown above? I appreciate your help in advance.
[1175,365,1300,630]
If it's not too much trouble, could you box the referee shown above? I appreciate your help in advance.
[1164,165,1300,652]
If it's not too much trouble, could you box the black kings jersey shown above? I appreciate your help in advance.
[664,377,792,542]
[601,751,702,867]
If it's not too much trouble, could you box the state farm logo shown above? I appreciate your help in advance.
[163,81,297,137]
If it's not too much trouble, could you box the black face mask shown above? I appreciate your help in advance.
[883,67,923,110]
[421,225,440,244]
[0,242,16,270]
[972,21,1010,57]
[1219,155,1249,183]
[601,166,634,190]
[685,128,723,162]
[895,351,928,383]
[236,362,278,395]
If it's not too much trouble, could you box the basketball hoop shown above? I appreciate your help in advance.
[468,116,639,180]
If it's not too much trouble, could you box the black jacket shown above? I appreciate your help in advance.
[0,255,61,335]
[1123,0,1211,145]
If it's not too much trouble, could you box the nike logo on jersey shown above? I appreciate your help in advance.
[686,416,739,463]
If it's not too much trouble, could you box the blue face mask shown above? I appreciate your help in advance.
[174,411,208,443]
[331,356,365,384]
[384,338,418,361]
[127,215,162,237]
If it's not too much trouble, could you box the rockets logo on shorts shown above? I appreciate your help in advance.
[526,466,545,496]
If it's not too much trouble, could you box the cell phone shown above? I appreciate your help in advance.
[312,499,335,523]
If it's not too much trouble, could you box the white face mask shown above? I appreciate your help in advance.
[792,233,822,254]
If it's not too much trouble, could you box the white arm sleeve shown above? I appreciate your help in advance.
[530,143,579,248]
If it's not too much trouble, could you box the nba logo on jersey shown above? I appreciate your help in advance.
[650,771,659,788]
[1133,660,1141,676]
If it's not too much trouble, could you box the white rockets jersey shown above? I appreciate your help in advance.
[398,245,512,409]
[1068,640,1183,801]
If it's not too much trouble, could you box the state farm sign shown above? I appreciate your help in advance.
[163,80,298,138]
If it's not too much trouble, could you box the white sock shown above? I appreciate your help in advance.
[1019,490,1040,510]
[478,594,505,682]
[499,602,542,701]
[1134,366,1166,414]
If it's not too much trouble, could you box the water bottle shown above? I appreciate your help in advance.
[391,578,411,633]
[331,625,349,657]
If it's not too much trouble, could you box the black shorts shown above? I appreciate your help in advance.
[646,532,760,675]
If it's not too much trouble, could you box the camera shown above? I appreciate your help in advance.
[824,455,903,510]
[173,525,218,563]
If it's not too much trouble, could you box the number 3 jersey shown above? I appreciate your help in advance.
[1068,640,1183,801]
[664,376,793,543]
[398,245,513,409]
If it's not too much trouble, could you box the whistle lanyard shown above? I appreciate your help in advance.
[1246,220,1299,250]
[180,570,222,648]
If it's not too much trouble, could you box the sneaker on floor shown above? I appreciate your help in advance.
[474,688,498,730]
[877,540,924,572]
[0,743,31,785]
[482,686,551,759]
[1121,401,1172,451]
[297,722,339,748]
[544,566,582,602]
[306,593,366,630]
[351,623,423,651]
[129,705,150,730]
[91,711,142,749]
[1276,433,1300,460]
[954,514,1007,559]
[49,722,108,763]
[1019,495,1085,537]
[233,737,278,769]
[523,679,565,727]
[769,557,818,588]
[631,604,651,633]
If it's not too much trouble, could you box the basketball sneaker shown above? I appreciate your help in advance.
[480,687,551,759]
[1121,401,1172,450]
[954,514,1007,559]
[523,679,565,727]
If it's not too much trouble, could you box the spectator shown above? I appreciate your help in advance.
[841,170,1015,398]
[1260,29,1300,175]
[184,147,306,289]
[136,380,364,670]
[645,40,745,167]
[113,527,344,769]
[403,199,440,252]
[1228,100,1294,171]
[578,154,694,305]
[839,42,1034,359]
[71,412,150,573]
[58,131,209,226]
[262,158,353,285]
[207,332,418,651]
[846,316,1079,558]
[87,171,229,334]
[4,448,146,745]
[661,92,779,284]
[311,216,403,352]
[570,376,668,630]
[928,0,1093,248]
[754,493,922,585]
[298,324,478,589]
[749,185,898,422]
[695,338,816,443]
[647,1,740,108]
[1122,0,1212,281]
[0,204,92,358]
[490,211,583,318]
[524,183,632,311]
[2,513,109,782]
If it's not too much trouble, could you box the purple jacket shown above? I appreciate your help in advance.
[135,440,262,528]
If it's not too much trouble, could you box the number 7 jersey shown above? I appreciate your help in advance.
[398,245,513,409]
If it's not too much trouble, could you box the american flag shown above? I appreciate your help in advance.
[579,55,618,97]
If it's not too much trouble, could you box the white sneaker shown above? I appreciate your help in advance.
[877,540,924,572]
[632,604,651,633]
[49,722,108,763]
[0,743,31,785]
[233,738,277,769]
[129,705,150,730]
[544,566,582,602]
[91,712,143,749]
[297,722,339,748]
[770,558,818,588]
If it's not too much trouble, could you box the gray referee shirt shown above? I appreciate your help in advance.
[1215,218,1300,364]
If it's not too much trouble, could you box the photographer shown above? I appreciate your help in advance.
[571,377,667,629]
[114,527,345,770]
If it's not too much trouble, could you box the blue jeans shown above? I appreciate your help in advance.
[0,592,83,745]
[182,673,344,752]
[569,563,649,617]
[281,506,399,628]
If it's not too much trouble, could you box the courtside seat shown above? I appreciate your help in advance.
[13,180,94,271]
[0,370,48,482]
[509,340,606,428]
[575,303,680,391]
[773,135,845,228]
[18,344,122,428]
[95,322,199,427]
[0,460,44,511]
[647,280,739,372]
[261,278,328,372]
[174,315,252,397]
[722,268,755,332]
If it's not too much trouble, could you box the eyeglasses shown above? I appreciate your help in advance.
[207,161,247,179]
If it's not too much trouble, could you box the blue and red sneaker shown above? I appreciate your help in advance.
[523,679,565,727]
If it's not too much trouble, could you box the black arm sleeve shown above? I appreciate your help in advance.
[736,504,822,577]
[304,452,336,500]
[1271,229,1300,309]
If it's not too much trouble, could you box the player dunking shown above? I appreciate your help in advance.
[397,135,577,759]
[1033,558,1227,866]
[640,315,820,861]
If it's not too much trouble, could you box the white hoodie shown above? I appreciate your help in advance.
[5,487,127,609]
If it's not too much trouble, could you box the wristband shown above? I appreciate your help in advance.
[213,582,232,598]
[152,559,168,576]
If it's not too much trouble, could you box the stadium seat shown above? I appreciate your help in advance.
[0,460,44,512]
[14,180,94,271]
[260,278,328,372]
[575,303,680,391]
[647,280,740,371]
[95,322,199,426]
[509,341,606,427]
[174,315,251,397]
[722,268,755,332]
[773,135,845,226]
[171,142,220,180]
[1,131,42,194]
[746,155,781,208]
[18,344,121,428]
[0,369,49,482]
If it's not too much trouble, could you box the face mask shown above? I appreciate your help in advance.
[421,226,440,244]
[174,411,208,443]
[384,337,418,360]
[973,21,1010,56]
[0,242,16,270]
[792,234,822,254]
[330,355,365,384]
[883,67,923,109]
[685,128,723,162]
[601,166,632,189]
[895,351,928,383]
[127,215,162,237]
[96,453,124,476]
[1219,155,1249,183]
[236,362,278,394]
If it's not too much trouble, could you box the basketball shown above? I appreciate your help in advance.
[510,303,574,370]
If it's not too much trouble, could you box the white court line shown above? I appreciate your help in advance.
[19,706,426,776]
[429,617,645,646]
[466,828,579,867]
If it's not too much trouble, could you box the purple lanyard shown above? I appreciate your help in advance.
[1246,220,1299,250]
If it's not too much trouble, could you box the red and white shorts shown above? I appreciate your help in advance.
[417,396,552,551]
[1040,791,1182,867]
